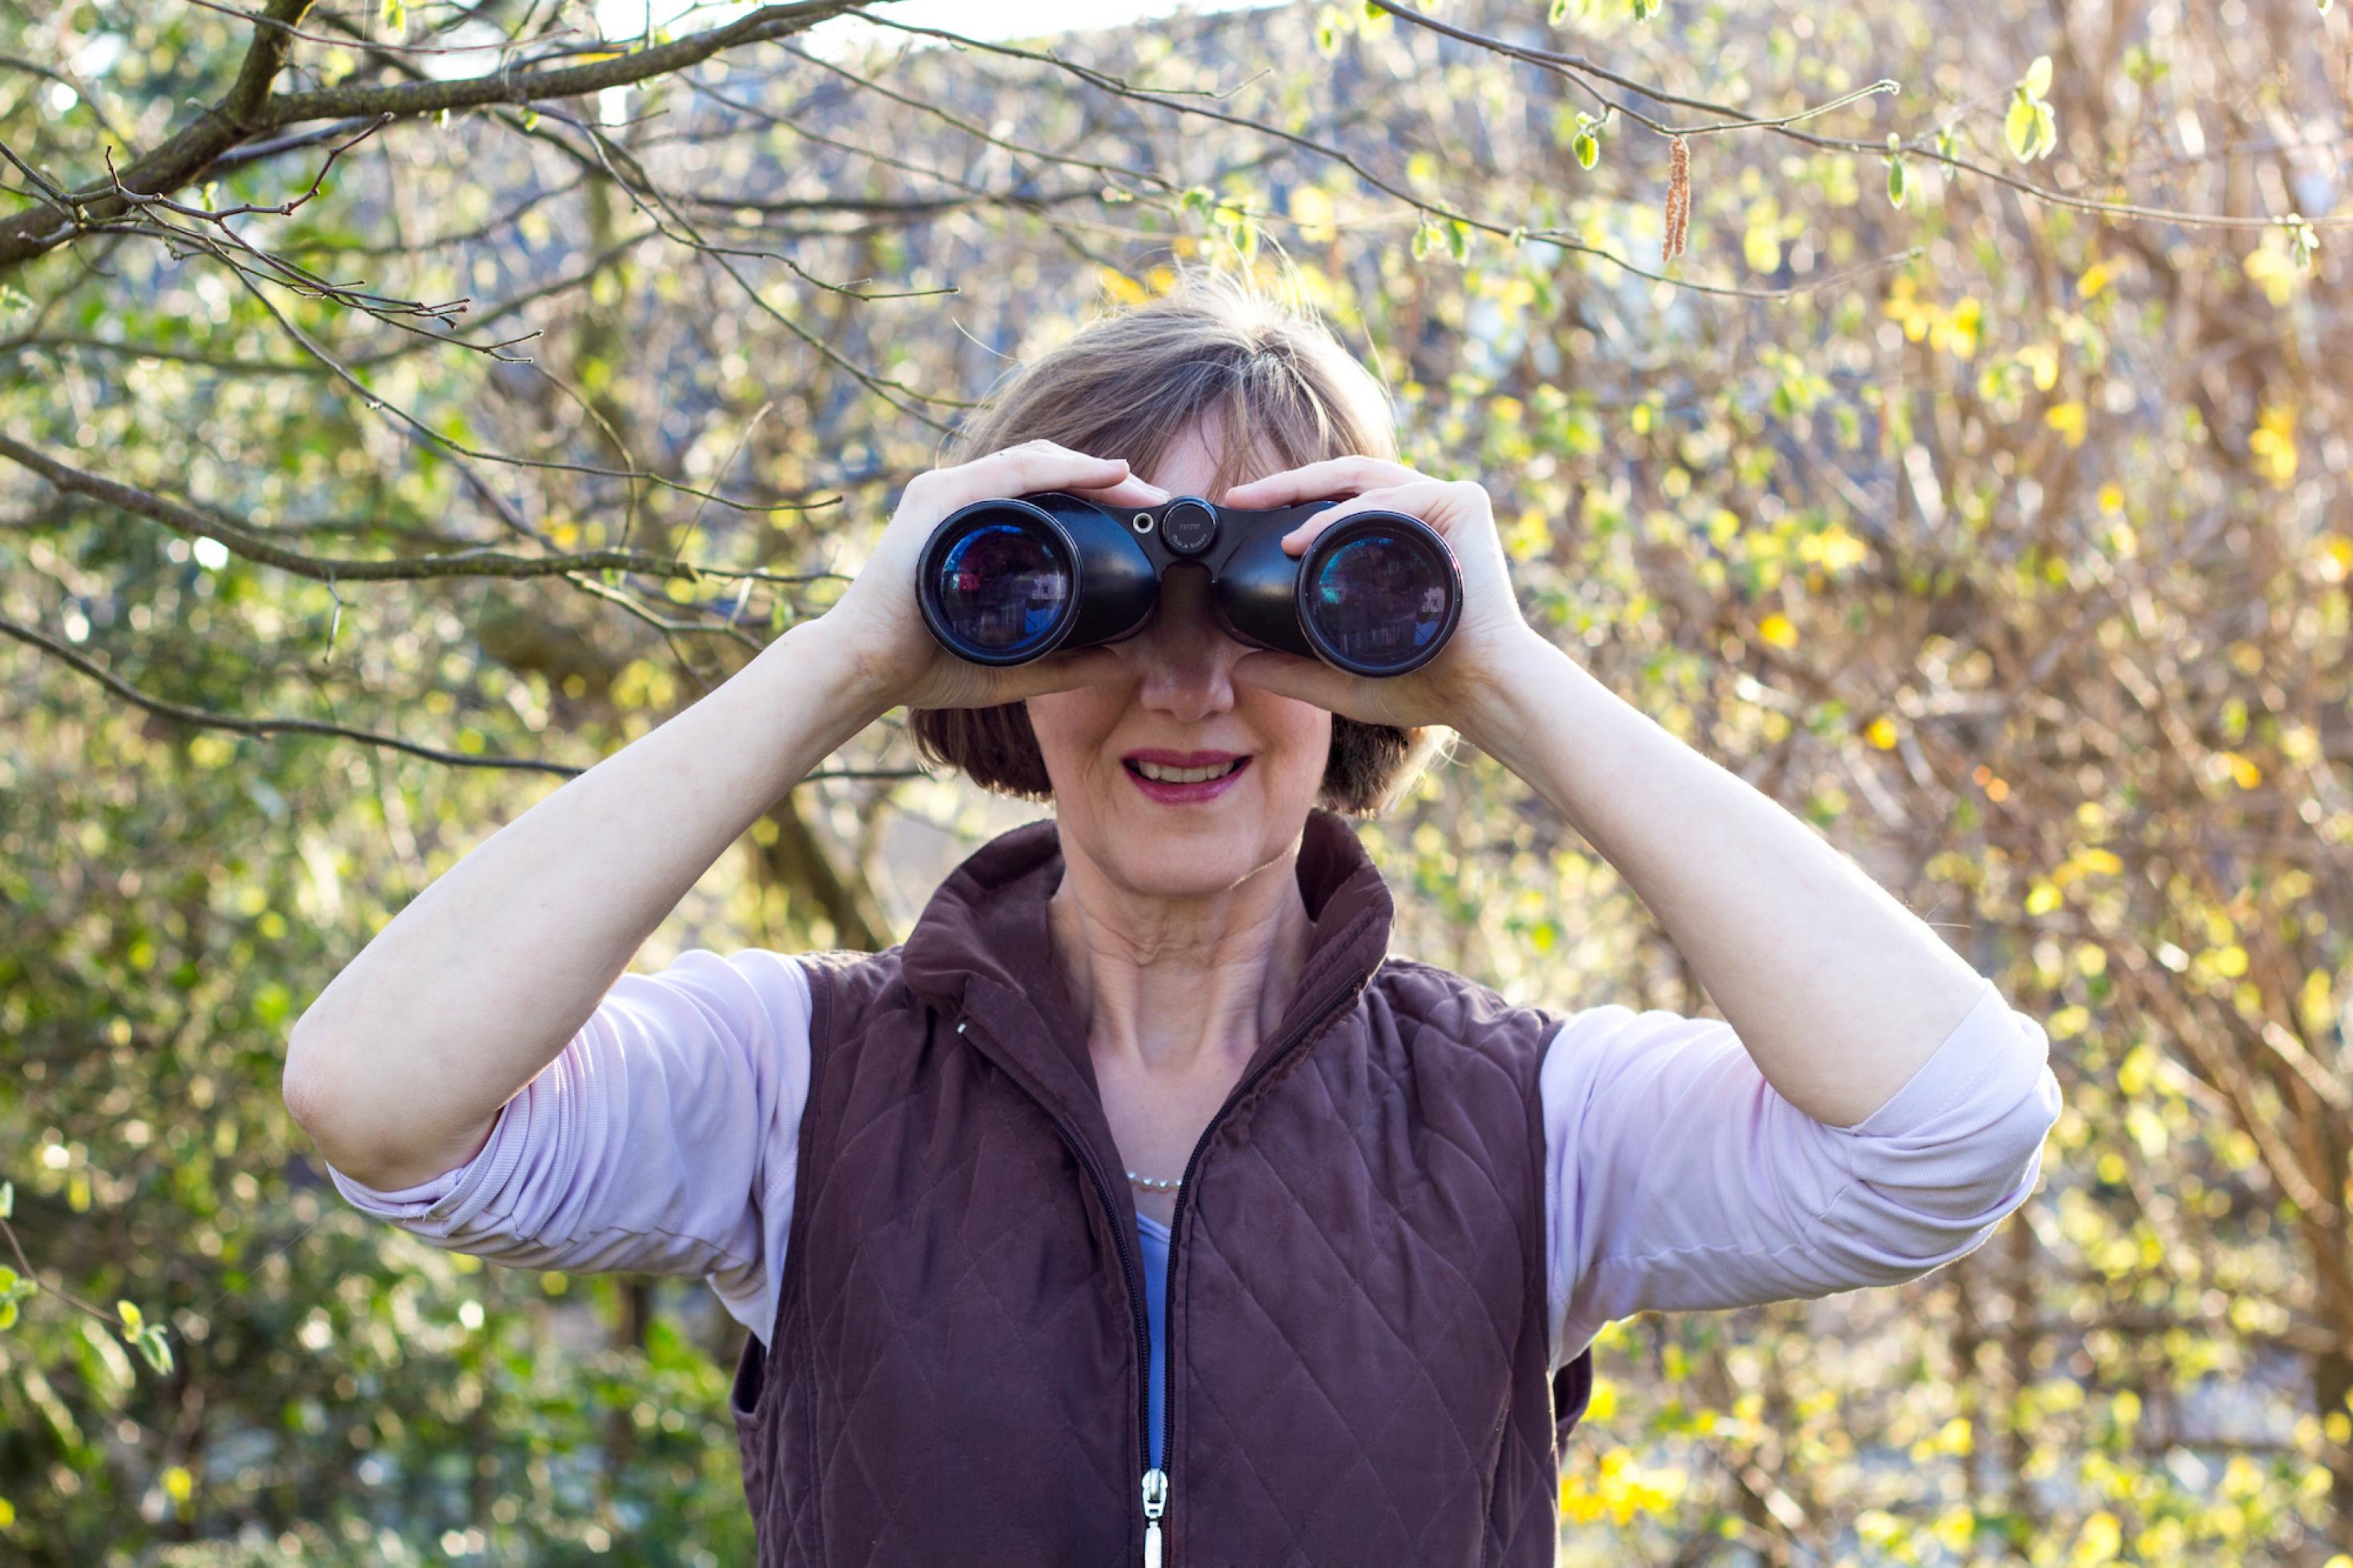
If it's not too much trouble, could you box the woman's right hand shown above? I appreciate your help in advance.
[817,439,1169,712]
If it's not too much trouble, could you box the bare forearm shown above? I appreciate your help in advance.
[1461,631,1990,1126]
[283,616,891,1185]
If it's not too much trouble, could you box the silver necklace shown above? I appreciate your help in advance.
[1126,1169,1183,1192]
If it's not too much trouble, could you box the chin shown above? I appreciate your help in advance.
[1068,790,1307,898]
[1099,832,1265,898]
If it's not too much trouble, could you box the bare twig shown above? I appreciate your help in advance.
[0,429,847,586]
[0,612,927,784]
[0,0,889,274]
[1367,0,2353,233]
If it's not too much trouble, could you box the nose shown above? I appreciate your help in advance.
[1126,567,1245,723]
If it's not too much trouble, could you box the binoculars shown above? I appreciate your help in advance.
[914,491,1464,678]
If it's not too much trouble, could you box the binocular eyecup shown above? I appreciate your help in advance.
[915,491,1464,679]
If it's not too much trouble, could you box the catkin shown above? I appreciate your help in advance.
[1664,135,1691,262]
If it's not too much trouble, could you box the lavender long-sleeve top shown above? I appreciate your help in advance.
[324,949,2062,1379]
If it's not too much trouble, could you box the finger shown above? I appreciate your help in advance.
[934,444,1138,511]
[1062,471,1171,505]
[1223,456,1421,507]
[983,445,1177,509]
[1275,481,1449,556]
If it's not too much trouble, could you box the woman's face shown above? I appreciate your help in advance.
[1026,424,1333,900]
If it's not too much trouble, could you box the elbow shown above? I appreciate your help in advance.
[283,1029,505,1195]
[281,1029,350,1156]
[281,1055,393,1190]
[282,1027,384,1176]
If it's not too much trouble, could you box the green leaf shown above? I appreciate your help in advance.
[1632,0,1661,18]
[2032,101,2058,159]
[2021,54,2053,99]
[0,1298,14,1332]
[1445,219,1472,262]
[117,1300,143,1334]
[136,1326,173,1377]
[0,1179,10,1219]
[1573,131,1599,170]
[1548,0,1573,22]
[2287,214,2319,271]
[2004,93,2038,161]
[1886,155,1909,209]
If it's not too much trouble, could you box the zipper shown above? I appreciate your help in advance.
[956,944,1377,1568]
[1142,1466,1167,1568]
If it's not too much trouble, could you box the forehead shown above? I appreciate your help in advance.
[1134,409,1299,501]
[1138,420,1223,495]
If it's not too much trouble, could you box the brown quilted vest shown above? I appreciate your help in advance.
[729,807,1595,1566]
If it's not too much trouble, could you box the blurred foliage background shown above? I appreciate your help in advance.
[3,0,2350,1562]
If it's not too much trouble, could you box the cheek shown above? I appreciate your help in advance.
[1256,698,1332,785]
[1026,690,1126,773]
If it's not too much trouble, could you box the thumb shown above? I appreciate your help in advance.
[1231,648,1355,711]
[992,644,1128,703]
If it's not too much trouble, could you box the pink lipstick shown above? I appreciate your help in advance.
[1121,748,1251,806]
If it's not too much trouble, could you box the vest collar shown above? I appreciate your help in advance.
[899,807,1395,1143]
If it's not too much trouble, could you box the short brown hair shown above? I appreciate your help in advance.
[909,262,1450,817]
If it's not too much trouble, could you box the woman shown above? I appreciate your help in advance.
[284,267,2062,1565]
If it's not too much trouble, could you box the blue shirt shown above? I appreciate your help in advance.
[1138,1211,1171,1470]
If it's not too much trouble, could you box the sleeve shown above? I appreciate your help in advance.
[1540,975,2062,1369]
[320,948,814,1350]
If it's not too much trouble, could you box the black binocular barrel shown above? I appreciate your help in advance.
[917,492,1460,677]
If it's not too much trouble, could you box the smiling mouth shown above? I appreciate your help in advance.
[1124,757,1247,784]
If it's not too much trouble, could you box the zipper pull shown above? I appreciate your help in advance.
[1141,1466,1168,1568]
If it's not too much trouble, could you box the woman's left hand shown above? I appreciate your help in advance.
[1219,457,1543,731]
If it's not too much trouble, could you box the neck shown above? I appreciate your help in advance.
[1046,836,1316,1082]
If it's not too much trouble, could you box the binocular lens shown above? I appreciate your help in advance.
[1303,527,1453,672]
[929,520,1072,659]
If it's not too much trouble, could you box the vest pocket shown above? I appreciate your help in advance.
[727,1331,774,1526]
[729,1330,771,1430]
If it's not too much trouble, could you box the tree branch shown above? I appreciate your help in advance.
[0,0,889,276]
[0,429,845,585]
[0,612,925,784]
